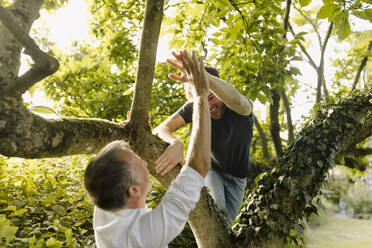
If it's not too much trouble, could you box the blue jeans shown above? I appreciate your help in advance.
[205,168,247,225]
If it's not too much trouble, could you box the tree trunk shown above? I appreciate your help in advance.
[254,116,270,160]
[280,88,294,144]
[269,90,283,157]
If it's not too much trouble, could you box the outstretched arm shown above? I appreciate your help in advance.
[153,114,185,176]
[208,75,252,116]
[180,51,211,177]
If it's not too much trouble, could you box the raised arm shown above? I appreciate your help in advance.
[168,51,252,116]
[208,74,252,116]
[181,51,211,177]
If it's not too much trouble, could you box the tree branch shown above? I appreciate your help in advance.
[0,4,59,96]
[289,24,317,69]
[351,40,372,91]
[346,147,372,157]
[280,88,294,143]
[282,0,292,36]
[269,90,283,157]
[294,6,322,48]
[236,87,372,246]
[254,116,270,160]
[129,0,164,126]
[315,22,332,104]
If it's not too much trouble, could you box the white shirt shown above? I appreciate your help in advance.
[93,166,205,248]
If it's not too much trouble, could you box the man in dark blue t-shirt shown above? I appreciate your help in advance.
[154,50,254,225]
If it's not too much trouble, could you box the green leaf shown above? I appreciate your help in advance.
[46,237,63,248]
[0,214,18,244]
[352,9,372,22]
[122,87,134,96]
[335,12,351,40]
[323,0,334,4]
[65,229,73,246]
[316,4,340,19]
[299,0,312,7]
[29,235,36,247]
[28,106,58,115]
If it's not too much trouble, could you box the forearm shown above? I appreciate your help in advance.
[208,74,252,116]
[153,125,181,145]
[186,96,211,177]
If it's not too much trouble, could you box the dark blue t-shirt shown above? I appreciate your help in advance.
[177,101,254,178]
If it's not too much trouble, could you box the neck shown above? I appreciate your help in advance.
[125,197,146,209]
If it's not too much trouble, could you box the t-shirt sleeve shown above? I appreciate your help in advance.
[176,102,193,123]
[134,166,204,248]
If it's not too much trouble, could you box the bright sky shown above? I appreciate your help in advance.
[22,0,371,125]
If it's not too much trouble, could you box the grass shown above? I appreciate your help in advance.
[304,212,372,248]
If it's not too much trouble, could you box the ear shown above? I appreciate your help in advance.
[128,184,140,198]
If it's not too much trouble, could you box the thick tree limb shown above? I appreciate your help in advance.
[0,97,130,157]
[0,3,59,96]
[351,40,372,91]
[236,87,372,247]
[129,0,164,126]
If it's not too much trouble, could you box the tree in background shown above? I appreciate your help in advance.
[0,0,371,247]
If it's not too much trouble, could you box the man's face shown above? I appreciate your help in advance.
[118,150,151,198]
[208,92,225,119]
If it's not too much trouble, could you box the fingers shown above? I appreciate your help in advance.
[166,58,183,72]
[155,158,175,176]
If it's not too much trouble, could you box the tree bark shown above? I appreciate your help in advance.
[254,116,270,160]
[0,0,44,91]
[129,0,164,127]
[269,90,283,157]
[280,88,294,144]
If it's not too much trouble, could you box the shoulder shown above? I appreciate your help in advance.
[176,101,194,123]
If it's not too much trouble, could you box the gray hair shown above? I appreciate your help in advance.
[84,140,140,211]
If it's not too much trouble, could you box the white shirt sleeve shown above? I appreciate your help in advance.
[130,166,204,248]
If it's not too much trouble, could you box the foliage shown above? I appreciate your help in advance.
[0,155,196,247]
[0,155,95,247]
[332,31,372,89]
[316,0,372,40]
[163,0,303,104]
